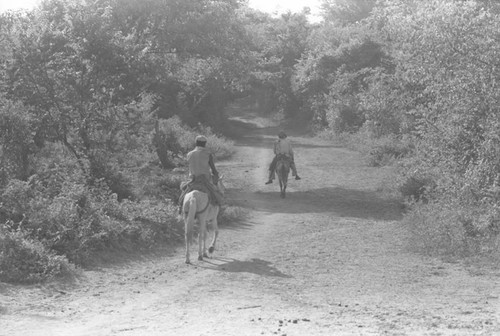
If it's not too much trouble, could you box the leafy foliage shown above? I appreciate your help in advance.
[0,0,241,282]
[2,0,500,280]
[304,0,500,258]
[0,229,72,283]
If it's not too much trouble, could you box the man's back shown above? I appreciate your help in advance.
[274,138,293,157]
[187,146,211,178]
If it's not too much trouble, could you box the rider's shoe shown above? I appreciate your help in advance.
[295,175,301,180]
[265,179,273,184]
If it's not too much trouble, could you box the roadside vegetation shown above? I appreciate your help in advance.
[1,0,499,283]
[307,0,500,263]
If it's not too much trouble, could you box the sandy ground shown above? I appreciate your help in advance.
[1,116,500,336]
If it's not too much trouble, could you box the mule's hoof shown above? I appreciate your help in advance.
[185,260,191,264]
[208,246,215,254]
[203,252,209,258]
[198,255,203,261]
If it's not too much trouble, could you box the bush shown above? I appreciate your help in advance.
[0,174,183,267]
[398,175,435,202]
[405,199,500,259]
[0,229,72,283]
[317,128,412,168]
[367,137,412,167]
[0,179,32,222]
[327,104,365,134]
[139,171,184,202]
[89,154,135,201]
[156,117,235,165]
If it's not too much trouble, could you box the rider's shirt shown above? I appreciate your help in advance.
[187,146,212,179]
[274,138,294,158]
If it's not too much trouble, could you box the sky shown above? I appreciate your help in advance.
[0,0,40,12]
[248,0,321,17]
[0,0,322,17]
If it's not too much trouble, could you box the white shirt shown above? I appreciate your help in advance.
[273,138,294,157]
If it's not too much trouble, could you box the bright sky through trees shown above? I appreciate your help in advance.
[1,0,322,18]
[248,0,321,16]
[0,0,39,12]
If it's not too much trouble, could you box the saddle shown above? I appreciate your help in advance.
[178,175,222,213]
[276,154,292,163]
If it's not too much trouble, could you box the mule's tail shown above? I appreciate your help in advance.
[184,196,197,245]
[278,163,289,183]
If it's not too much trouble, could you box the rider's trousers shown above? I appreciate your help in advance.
[268,155,298,180]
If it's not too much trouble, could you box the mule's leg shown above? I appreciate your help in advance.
[283,176,287,198]
[208,207,220,255]
[198,216,206,261]
[202,219,210,258]
[184,196,197,264]
[208,225,218,255]
[283,167,289,198]
[184,213,192,264]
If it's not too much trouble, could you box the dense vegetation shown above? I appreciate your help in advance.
[1,0,499,283]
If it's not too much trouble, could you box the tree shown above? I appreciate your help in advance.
[367,0,500,218]
[241,9,312,118]
[320,0,377,25]
[293,20,388,130]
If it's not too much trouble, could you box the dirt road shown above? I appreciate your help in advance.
[1,121,499,336]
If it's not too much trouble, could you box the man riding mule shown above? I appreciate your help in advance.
[179,135,225,263]
[179,135,224,214]
[265,131,301,185]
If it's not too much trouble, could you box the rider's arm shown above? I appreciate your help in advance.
[208,153,219,176]
[186,151,194,178]
[273,140,279,155]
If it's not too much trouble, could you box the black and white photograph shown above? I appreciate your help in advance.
[0,0,499,335]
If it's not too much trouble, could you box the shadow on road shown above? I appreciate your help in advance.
[201,258,292,278]
[229,187,403,221]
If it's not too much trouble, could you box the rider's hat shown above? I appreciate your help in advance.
[278,131,287,139]
[196,135,207,143]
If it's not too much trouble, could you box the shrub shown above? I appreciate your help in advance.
[405,199,500,259]
[156,117,235,165]
[0,174,183,267]
[327,103,365,134]
[367,137,412,167]
[139,171,184,202]
[89,154,135,201]
[0,229,72,283]
[398,175,435,202]
[0,179,32,222]
[317,128,412,168]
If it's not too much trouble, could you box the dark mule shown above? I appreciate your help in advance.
[276,154,290,198]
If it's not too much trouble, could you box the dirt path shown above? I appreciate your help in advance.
[1,121,500,336]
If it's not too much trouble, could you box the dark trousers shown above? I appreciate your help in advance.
[268,155,298,180]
